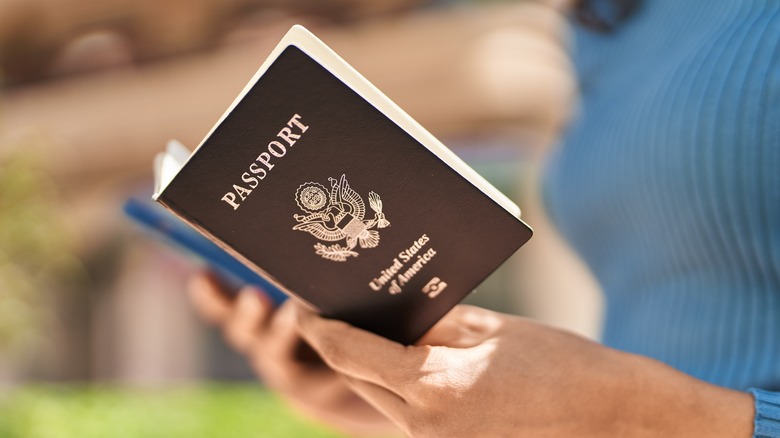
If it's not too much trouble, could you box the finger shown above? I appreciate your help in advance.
[284,379,402,438]
[417,305,502,348]
[223,287,272,352]
[342,375,408,428]
[266,299,301,342]
[187,272,232,325]
[254,352,340,402]
[294,304,425,392]
[257,301,318,370]
[246,300,329,388]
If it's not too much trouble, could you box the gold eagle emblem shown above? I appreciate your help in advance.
[292,174,390,261]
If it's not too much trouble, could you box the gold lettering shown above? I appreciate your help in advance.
[268,141,286,157]
[256,152,274,170]
[277,127,301,146]
[234,184,252,200]
[222,193,240,210]
[249,162,267,178]
[221,114,309,209]
[288,114,309,132]
[241,172,259,189]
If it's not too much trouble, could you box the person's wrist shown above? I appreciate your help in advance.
[616,353,754,437]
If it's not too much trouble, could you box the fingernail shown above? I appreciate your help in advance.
[245,286,275,309]
[239,285,261,296]
[236,289,260,312]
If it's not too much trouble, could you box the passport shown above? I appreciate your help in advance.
[153,25,533,345]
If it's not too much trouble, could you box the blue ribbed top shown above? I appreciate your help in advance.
[543,0,780,434]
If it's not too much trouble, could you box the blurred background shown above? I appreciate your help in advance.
[0,0,602,436]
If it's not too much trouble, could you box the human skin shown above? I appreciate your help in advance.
[189,272,755,437]
[188,273,399,436]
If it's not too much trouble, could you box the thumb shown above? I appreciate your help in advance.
[293,304,425,392]
[417,305,502,348]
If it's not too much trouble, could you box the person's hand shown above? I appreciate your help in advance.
[294,304,754,438]
[187,272,399,436]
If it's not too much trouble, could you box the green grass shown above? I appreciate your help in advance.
[0,384,348,438]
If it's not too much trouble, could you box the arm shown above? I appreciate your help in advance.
[750,389,780,438]
[295,304,756,437]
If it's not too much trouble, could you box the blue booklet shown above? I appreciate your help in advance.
[123,197,288,306]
